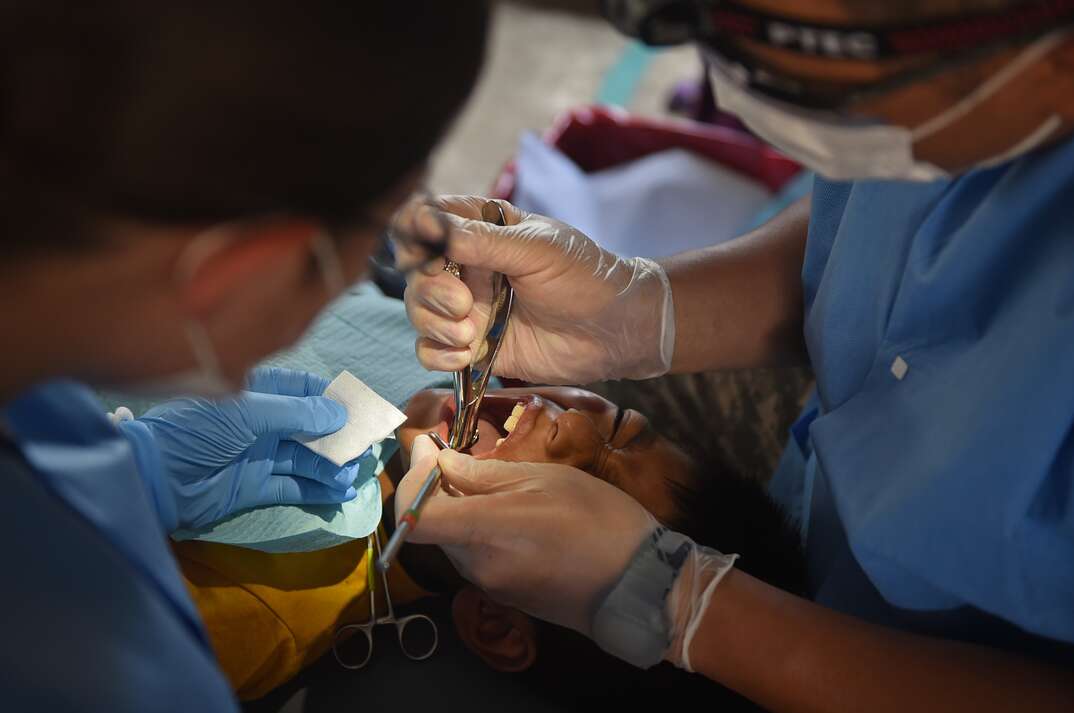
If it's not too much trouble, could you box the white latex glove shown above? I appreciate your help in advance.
[397,435,658,636]
[402,196,675,384]
[665,542,739,671]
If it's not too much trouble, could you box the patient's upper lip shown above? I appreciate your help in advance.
[502,395,541,444]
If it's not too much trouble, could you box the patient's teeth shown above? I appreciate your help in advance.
[495,438,505,448]
[503,403,525,433]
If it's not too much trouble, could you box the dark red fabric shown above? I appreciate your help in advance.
[491,105,800,200]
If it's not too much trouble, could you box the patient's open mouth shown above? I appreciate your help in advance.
[440,394,541,455]
[495,403,526,447]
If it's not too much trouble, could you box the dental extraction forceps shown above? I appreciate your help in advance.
[376,200,514,572]
[332,528,439,669]
[446,200,515,452]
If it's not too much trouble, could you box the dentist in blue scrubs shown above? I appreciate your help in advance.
[0,2,488,711]
[399,1,1074,711]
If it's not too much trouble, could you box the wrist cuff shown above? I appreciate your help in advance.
[592,526,693,668]
[675,546,738,672]
[118,420,179,533]
[617,258,676,380]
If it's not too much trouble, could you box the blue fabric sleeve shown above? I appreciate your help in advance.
[118,420,179,533]
[800,140,1074,643]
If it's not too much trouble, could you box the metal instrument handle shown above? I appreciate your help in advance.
[395,614,440,661]
[447,201,514,451]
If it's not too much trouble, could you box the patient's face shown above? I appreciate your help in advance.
[398,387,698,526]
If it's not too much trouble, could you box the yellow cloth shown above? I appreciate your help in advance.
[174,531,430,701]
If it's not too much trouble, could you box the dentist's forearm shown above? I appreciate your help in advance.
[685,569,1074,713]
[660,195,810,373]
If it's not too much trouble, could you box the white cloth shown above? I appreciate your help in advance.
[513,133,771,258]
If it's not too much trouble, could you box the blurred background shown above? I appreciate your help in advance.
[426,0,700,194]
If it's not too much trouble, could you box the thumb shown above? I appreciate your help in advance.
[410,432,439,466]
[237,392,347,439]
[438,450,535,495]
[395,434,444,527]
[394,439,504,548]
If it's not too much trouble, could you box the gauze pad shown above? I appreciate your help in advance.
[172,438,397,552]
[171,370,407,553]
[295,370,406,467]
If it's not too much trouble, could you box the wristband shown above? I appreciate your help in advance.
[591,526,693,668]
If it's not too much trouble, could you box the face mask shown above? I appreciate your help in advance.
[705,30,1066,181]
[120,228,346,398]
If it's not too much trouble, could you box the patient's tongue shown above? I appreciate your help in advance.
[467,417,502,456]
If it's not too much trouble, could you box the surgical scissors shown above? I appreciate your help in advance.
[332,528,439,670]
[377,200,514,572]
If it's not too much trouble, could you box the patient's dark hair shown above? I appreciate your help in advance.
[665,464,807,596]
[0,1,488,250]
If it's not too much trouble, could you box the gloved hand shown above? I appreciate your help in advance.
[398,435,738,669]
[397,435,658,635]
[402,196,676,384]
[120,367,362,531]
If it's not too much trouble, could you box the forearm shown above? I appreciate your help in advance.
[660,195,810,373]
[687,569,1074,713]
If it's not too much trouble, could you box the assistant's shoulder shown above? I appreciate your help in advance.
[0,444,237,712]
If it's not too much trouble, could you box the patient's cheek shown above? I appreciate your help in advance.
[546,415,602,471]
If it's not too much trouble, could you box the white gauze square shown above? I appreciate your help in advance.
[294,370,407,467]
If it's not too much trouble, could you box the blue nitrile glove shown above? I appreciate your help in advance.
[119,367,364,531]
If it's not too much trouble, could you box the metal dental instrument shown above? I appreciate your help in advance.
[377,200,514,573]
[376,431,446,571]
[332,528,439,670]
[447,200,515,452]
[427,432,451,450]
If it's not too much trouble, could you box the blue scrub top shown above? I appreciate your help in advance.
[0,381,236,712]
[770,136,1074,661]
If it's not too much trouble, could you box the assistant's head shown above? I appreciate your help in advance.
[0,2,488,397]
[624,0,1074,177]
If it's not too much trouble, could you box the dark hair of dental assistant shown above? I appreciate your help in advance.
[0,1,489,250]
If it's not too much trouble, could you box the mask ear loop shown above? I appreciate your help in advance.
[310,232,346,297]
[171,225,237,390]
[183,321,225,385]
[910,29,1070,142]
